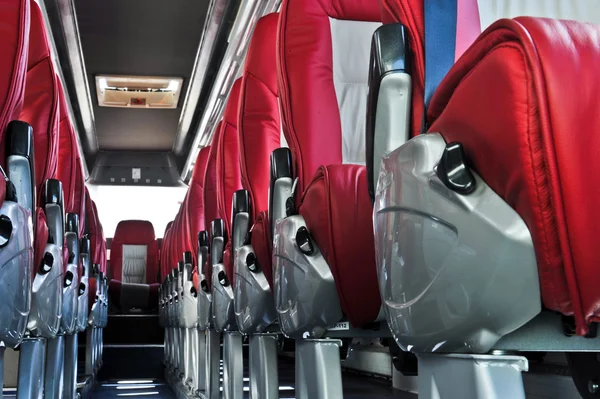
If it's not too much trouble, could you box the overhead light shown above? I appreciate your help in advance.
[95,75,183,109]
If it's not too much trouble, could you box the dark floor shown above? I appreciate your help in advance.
[91,356,409,399]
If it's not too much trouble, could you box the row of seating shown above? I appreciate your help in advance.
[0,0,108,397]
[160,0,600,397]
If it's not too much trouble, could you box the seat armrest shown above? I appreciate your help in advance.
[197,231,210,290]
[231,190,251,252]
[44,179,64,246]
[7,121,35,213]
[210,219,226,266]
[183,251,193,281]
[269,148,293,235]
[366,23,411,202]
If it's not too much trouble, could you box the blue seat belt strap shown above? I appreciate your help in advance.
[424,0,458,114]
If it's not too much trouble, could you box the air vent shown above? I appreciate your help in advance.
[95,75,183,109]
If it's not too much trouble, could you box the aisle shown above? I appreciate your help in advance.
[92,380,175,399]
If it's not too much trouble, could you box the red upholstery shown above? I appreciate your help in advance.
[238,13,281,219]
[111,220,160,284]
[216,79,243,236]
[298,165,378,326]
[56,85,79,214]
[237,13,281,289]
[92,201,107,273]
[277,0,381,327]
[277,0,379,193]
[19,2,59,201]
[0,0,29,184]
[160,221,173,278]
[204,122,223,230]
[428,17,600,336]
[216,80,243,279]
[186,146,211,267]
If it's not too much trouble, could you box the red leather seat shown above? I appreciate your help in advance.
[238,13,281,288]
[19,1,60,272]
[185,146,211,266]
[427,17,600,337]
[274,0,382,333]
[202,121,223,288]
[111,220,160,284]
[215,79,242,281]
[160,221,173,279]
[109,220,160,312]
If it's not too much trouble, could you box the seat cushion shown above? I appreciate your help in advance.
[186,146,211,267]
[109,280,159,313]
[298,164,380,327]
[428,17,600,336]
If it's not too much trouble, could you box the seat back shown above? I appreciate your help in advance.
[160,221,173,279]
[0,0,29,173]
[238,13,281,219]
[278,0,381,194]
[186,146,210,266]
[216,79,243,238]
[111,220,160,284]
[202,121,222,287]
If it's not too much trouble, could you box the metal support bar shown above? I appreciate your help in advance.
[44,335,65,399]
[0,346,5,399]
[17,338,47,399]
[179,329,185,379]
[204,330,220,399]
[295,339,343,399]
[417,354,528,399]
[184,329,193,389]
[249,334,279,399]
[63,334,78,399]
[85,328,93,376]
[223,332,243,399]
[194,329,206,393]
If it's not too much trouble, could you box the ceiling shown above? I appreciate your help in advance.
[74,0,209,152]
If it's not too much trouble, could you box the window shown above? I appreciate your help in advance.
[88,184,187,238]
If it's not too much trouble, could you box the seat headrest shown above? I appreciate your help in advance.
[21,2,60,197]
[222,79,242,129]
[191,145,211,186]
[203,121,223,228]
[244,13,280,95]
[114,220,157,245]
[0,0,29,145]
[57,83,78,213]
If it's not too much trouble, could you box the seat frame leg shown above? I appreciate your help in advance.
[295,339,342,399]
[204,329,220,399]
[0,345,4,399]
[417,353,528,399]
[249,333,279,399]
[17,337,47,399]
[85,328,94,377]
[184,328,194,390]
[222,331,243,399]
[44,335,65,399]
[63,334,78,399]
[194,328,206,394]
